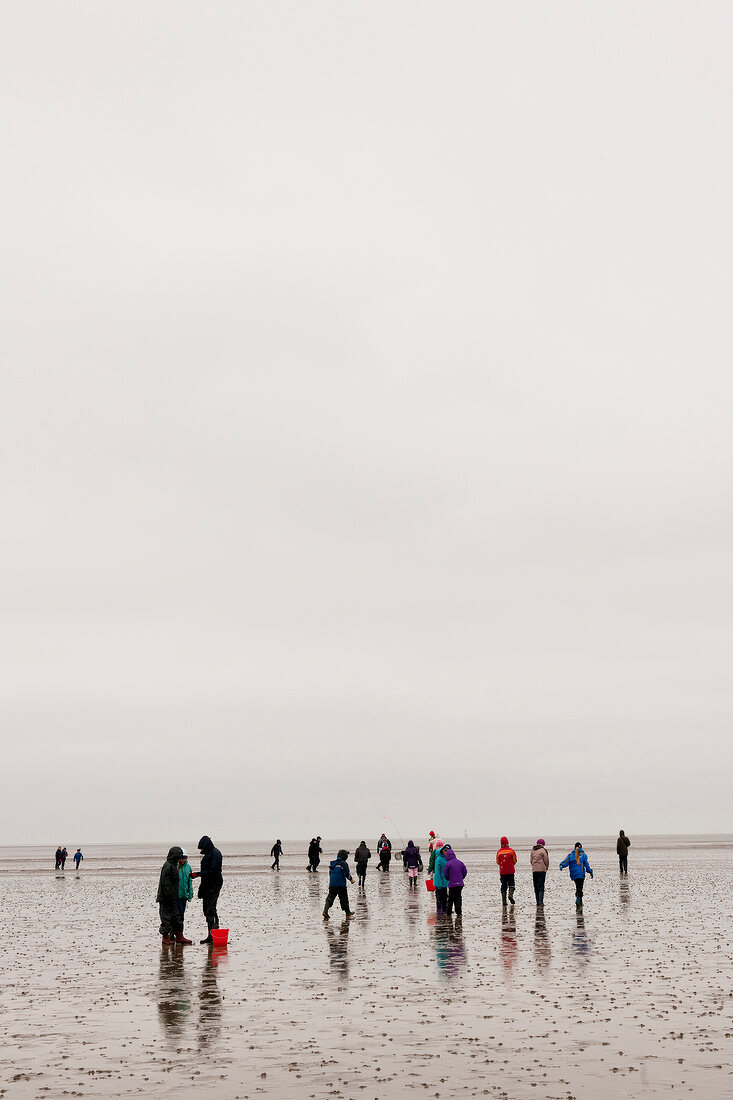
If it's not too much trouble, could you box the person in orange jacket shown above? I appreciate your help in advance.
[496,836,518,906]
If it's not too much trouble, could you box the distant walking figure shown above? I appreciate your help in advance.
[402,841,421,889]
[60,847,68,870]
[307,837,322,872]
[617,830,630,874]
[191,835,223,944]
[530,839,549,905]
[560,842,594,907]
[354,841,371,886]
[432,841,449,915]
[323,849,354,920]
[497,837,518,906]
[55,847,63,871]
[271,840,283,871]
[73,848,83,870]
[377,834,392,872]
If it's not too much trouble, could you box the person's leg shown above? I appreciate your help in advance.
[538,872,545,905]
[337,886,352,915]
[508,875,516,904]
[436,887,447,914]
[500,874,508,904]
[621,855,628,874]
[323,886,337,918]
[454,886,463,917]
[532,872,540,904]
[575,878,584,905]
[159,904,177,943]
[446,888,454,915]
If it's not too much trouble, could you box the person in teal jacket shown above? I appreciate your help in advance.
[178,849,194,928]
[559,843,594,907]
[433,844,450,916]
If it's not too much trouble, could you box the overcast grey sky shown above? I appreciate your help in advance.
[2,3,731,845]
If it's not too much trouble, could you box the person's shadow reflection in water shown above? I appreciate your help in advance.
[619,879,631,910]
[158,947,191,1041]
[500,908,518,979]
[533,910,551,974]
[572,911,591,961]
[326,919,350,982]
[197,945,223,1050]
[405,890,420,933]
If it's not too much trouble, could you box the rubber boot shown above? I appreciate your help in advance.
[161,933,175,945]
[508,886,515,905]
[175,931,192,945]
[200,933,213,944]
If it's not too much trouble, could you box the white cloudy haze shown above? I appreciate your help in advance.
[2,3,731,844]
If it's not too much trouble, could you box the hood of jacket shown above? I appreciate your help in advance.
[166,846,184,863]
[198,836,213,853]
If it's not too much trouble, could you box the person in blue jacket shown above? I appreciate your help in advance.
[559,842,594,907]
[323,849,355,920]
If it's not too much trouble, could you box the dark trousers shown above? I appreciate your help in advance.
[618,855,628,874]
[435,886,448,913]
[324,885,350,915]
[310,857,320,872]
[201,888,221,931]
[447,885,463,916]
[159,902,183,937]
[177,898,187,923]
[532,871,546,904]
[380,855,391,871]
[272,856,280,870]
[575,878,585,903]
[356,863,367,884]
[500,873,515,902]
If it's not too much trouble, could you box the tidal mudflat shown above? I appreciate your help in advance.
[1,838,731,1098]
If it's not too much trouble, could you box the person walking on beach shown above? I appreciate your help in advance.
[617,830,630,874]
[403,841,421,889]
[55,846,63,870]
[442,844,467,916]
[497,837,518,906]
[60,847,68,870]
[377,834,392,872]
[432,840,449,914]
[354,841,371,886]
[178,849,194,932]
[560,842,594,907]
[307,837,322,872]
[271,839,283,871]
[191,835,223,944]
[530,839,549,906]
[428,830,437,853]
[323,849,355,920]
[157,845,191,944]
[73,848,83,871]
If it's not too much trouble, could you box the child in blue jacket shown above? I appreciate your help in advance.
[559,843,593,907]
[323,849,355,920]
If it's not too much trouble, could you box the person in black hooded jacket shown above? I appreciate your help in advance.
[191,835,223,944]
[157,846,191,944]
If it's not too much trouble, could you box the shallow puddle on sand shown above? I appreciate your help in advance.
[1,846,732,1097]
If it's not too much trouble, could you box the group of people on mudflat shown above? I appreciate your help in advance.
[156,836,223,946]
[54,846,83,871]
[317,829,632,920]
[154,828,632,941]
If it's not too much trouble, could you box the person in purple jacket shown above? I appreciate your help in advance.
[441,845,467,917]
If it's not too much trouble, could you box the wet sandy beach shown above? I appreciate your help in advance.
[1,838,731,1098]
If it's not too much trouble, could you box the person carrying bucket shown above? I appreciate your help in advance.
[191,835,223,944]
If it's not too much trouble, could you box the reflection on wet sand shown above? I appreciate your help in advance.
[405,890,420,931]
[501,908,518,979]
[619,879,631,909]
[198,946,223,1049]
[572,912,591,960]
[534,910,551,972]
[158,947,192,1040]
[429,915,467,978]
[325,919,350,982]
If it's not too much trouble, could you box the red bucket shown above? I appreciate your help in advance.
[211,928,229,947]
[425,878,435,893]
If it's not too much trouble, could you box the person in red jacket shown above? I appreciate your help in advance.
[496,836,518,906]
